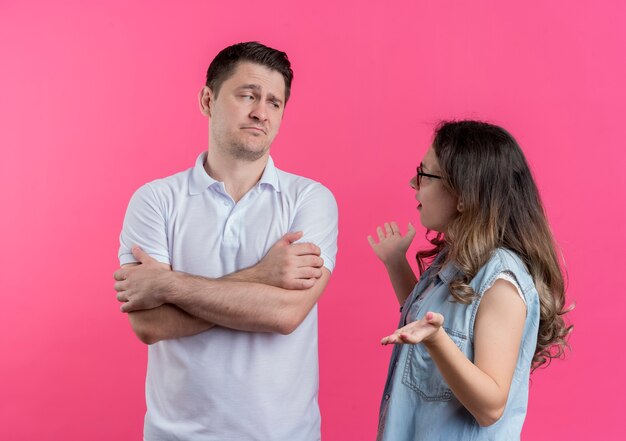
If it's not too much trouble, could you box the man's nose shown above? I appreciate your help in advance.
[249,101,268,122]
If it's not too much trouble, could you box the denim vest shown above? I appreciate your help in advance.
[377,249,540,441]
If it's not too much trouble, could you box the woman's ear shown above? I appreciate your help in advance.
[198,86,212,117]
[457,200,464,212]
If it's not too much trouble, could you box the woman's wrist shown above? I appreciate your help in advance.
[383,253,409,269]
[423,325,447,348]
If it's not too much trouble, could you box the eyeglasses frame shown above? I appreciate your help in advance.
[416,166,442,188]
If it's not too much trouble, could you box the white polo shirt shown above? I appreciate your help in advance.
[119,152,338,441]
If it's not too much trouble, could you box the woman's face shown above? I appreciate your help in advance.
[410,147,459,232]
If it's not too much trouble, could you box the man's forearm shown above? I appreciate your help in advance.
[220,265,263,283]
[129,304,215,344]
[165,270,330,335]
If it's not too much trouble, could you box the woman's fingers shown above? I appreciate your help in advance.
[377,226,385,240]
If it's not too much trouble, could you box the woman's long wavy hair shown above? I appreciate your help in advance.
[417,120,572,369]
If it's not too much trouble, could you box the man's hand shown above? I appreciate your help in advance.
[231,231,324,290]
[113,247,175,313]
[367,221,416,266]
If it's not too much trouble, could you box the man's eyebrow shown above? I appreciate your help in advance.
[266,93,283,104]
[237,84,262,92]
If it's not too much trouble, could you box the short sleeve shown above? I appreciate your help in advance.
[118,183,171,266]
[484,271,526,306]
[289,184,339,272]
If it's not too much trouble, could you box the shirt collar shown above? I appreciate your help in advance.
[189,152,218,195]
[189,152,280,195]
[437,260,461,284]
[258,156,280,192]
[425,249,461,285]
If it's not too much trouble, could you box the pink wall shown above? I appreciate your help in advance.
[1,0,624,439]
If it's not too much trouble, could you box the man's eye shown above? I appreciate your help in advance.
[242,95,254,100]
[271,102,280,109]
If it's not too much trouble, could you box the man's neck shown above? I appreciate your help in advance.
[204,149,269,203]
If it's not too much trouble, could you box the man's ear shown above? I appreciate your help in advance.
[198,86,213,117]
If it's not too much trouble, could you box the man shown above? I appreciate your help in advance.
[113,42,338,441]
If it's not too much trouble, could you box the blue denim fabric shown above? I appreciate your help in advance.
[377,249,540,441]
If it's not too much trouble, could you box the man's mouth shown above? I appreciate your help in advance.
[241,126,266,134]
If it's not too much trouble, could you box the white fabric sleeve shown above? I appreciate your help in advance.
[118,183,171,266]
[289,183,339,273]
[488,271,526,305]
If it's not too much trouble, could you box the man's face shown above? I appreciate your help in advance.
[204,62,286,161]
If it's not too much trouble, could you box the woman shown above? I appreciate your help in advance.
[368,120,571,440]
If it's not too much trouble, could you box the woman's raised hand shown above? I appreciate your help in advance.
[367,221,416,265]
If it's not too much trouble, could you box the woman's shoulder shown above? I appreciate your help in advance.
[489,248,527,270]
[472,248,535,295]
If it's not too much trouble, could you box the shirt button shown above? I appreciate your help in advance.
[384,394,390,400]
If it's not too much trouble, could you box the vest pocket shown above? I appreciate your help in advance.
[401,328,468,401]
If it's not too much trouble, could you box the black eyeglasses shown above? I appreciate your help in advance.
[416,166,442,189]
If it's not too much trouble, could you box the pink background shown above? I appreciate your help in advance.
[1,0,624,439]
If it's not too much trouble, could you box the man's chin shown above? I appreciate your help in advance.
[230,144,270,162]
